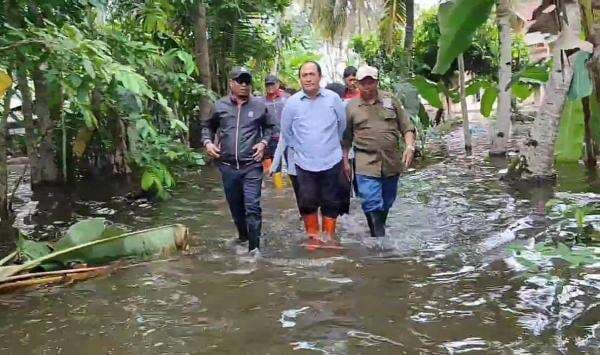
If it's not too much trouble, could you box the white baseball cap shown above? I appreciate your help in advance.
[356,65,379,81]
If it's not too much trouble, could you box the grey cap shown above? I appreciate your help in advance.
[265,75,279,85]
[230,67,252,81]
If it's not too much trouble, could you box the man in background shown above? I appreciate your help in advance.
[262,75,289,173]
[342,66,360,101]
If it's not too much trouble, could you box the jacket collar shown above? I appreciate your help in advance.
[230,95,249,106]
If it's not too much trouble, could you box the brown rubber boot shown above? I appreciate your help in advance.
[322,217,337,240]
[302,213,320,239]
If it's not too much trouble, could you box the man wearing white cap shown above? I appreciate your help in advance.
[342,65,416,238]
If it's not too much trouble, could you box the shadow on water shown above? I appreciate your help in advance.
[0,118,599,354]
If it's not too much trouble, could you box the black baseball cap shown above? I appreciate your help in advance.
[230,67,252,82]
[265,75,279,85]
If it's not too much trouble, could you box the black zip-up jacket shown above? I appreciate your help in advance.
[200,96,278,167]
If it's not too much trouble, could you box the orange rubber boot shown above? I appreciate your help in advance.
[302,214,320,240]
[262,159,273,174]
[322,217,337,240]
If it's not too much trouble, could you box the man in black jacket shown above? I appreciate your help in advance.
[200,67,277,254]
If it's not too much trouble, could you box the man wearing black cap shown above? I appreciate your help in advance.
[262,75,289,172]
[200,67,277,255]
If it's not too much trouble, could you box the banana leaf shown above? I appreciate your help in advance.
[0,224,189,280]
[481,86,499,117]
[412,75,443,109]
[568,51,593,101]
[432,0,495,75]
[555,100,584,161]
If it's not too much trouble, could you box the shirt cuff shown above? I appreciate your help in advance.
[203,139,212,147]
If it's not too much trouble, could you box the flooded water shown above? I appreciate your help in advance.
[0,118,599,354]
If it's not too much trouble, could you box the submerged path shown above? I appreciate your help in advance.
[0,117,599,354]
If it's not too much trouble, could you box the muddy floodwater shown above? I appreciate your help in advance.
[0,119,599,354]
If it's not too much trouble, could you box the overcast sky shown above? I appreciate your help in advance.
[416,0,438,12]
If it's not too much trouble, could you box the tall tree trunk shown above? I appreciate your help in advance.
[32,65,59,183]
[458,54,472,152]
[0,88,11,221]
[580,0,600,167]
[404,0,414,71]
[582,96,597,167]
[521,3,581,180]
[16,68,41,186]
[272,8,286,74]
[490,0,512,156]
[192,1,212,148]
[580,0,600,102]
[357,0,362,34]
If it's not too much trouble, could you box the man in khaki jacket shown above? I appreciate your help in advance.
[342,65,416,238]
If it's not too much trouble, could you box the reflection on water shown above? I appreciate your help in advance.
[0,119,599,354]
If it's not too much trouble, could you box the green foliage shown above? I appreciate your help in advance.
[277,50,321,91]
[510,241,598,272]
[351,33,410,87]
[432,0,495,75]
[0,0,214,196]
[412,6,528,93]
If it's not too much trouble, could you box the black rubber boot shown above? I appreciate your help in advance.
[365,213,376,238]
[246,216,261,252]
[234,220,248,244]
[382,210,389,226]
[366,211,386,238]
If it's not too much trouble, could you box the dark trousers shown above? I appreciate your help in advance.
[218,162,263,251]
[295,161,346,218]
[289,174,302,213]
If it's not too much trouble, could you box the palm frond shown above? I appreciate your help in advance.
[309,0,350,42]
[379,0,406,53]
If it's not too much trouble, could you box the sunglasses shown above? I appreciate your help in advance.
[234,77,252,85]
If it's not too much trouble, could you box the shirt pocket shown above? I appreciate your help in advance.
[382,107,397,120]
[354,110,372,130]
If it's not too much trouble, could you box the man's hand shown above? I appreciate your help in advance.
[205,142,221,159]
[252,142,266,162]
[342,157,352,182]
[403,145,415,168]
